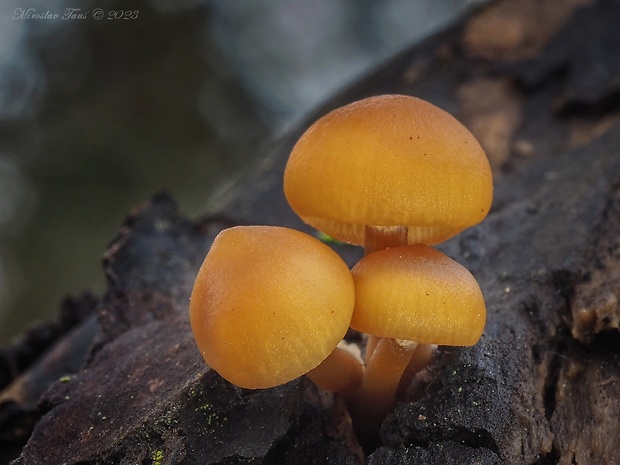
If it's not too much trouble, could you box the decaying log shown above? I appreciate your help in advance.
[2,0,620,463]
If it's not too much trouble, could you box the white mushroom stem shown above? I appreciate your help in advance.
[306,342,364,399]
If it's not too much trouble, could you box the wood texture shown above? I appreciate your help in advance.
[2,0,620,463]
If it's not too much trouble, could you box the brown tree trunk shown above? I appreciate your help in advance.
[2,0,620,463]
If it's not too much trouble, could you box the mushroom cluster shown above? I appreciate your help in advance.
[190,94,493,444]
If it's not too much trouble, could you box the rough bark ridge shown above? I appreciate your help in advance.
[2,0,620,464]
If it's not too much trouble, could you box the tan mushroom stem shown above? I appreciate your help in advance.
[364,225,408,254]
[361,227,435,407]
[363,334,380,360]
[355,336,434,432]
[396,342,436,400]
[350,338,418,441]
[361,227,430,439]
[306,343,364,398]
[364,336,435,400]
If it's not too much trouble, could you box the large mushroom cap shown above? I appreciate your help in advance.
[283,94,493,245]
[350,244,486,346]
[190,226,355,389]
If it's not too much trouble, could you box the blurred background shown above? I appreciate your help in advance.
[0,0,486,344]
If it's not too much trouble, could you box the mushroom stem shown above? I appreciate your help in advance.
[364,225,408,254]
[306,344,364,399]
[364,334,381,362]
[396,343,435,400]
[349,337,418,441]
[351,225,413,441]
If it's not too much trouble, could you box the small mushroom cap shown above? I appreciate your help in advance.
[350,244,486,346]
[190,226,355,389]
[283,94,493,245]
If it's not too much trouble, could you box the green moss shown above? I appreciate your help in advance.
[196,402,219,426]
[152,449,164,465]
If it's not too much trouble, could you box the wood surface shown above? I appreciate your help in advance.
[2,0,620,463]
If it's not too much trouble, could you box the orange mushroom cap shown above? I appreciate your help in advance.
[350,244,486,346]
[283,94,493,245]
[190,226,355,389]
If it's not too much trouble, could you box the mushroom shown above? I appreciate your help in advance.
[283,94,492,441]
[189,225,363,395]
[283,94,493,253]
[348,243,486,436]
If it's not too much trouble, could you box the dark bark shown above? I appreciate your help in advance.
[2,0,620,463]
